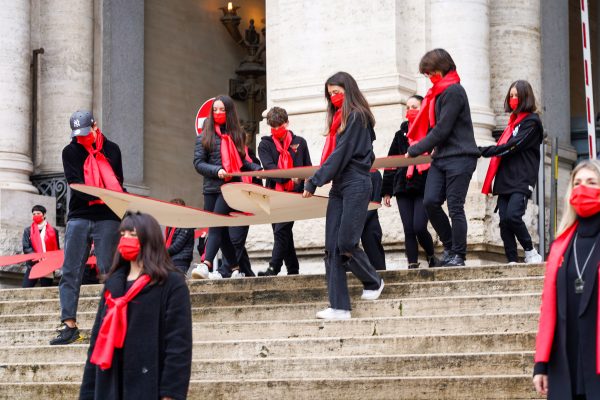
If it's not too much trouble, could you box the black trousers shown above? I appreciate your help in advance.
[221,226,255,277]
[497,193,534,262]
[423,156,476,259]
[397,194,434,264]
[22,265,53,288]
[361,211,386,270]
[203,193,238,269]
[270,221,299,274]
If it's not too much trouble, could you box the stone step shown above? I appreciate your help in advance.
[0,375,544,399]
[0,332,536,364]
[0,293,541,330]
[0,351,534,383]
[0,263,544,302]
[0,276,543,316]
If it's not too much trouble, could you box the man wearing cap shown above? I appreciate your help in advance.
[50,110,124,345]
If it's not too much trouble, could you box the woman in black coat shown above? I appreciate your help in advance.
[80,212,192,400]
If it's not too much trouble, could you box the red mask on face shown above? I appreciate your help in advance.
[330,92,344,109]
[509,97,519,111]
[429,74,442,85]
[406,109,419,123]
[213,112,226,126]
[32,215,44,224]
[271,125,288,141]
[118,237,141,261]
[569,184,600,218]
[76,133,95,147]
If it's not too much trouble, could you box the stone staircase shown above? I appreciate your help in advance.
[0,264,544,399]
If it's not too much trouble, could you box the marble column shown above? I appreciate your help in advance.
[0,1,36,193]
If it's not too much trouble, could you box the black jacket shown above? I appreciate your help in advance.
[193,132,261,195]
[62,137,123,221]
[382,121,427,197]
[479,114,543,197]
[258,131,312,192]
[80,268,192,400]
[22,225,60,267]
[305,112,375,192]
[407,84,479,160]
[166,227,195,267]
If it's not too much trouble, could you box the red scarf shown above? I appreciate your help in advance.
[320,108,342,164]
[90,274,152,370]
[481,112,530,195]
[79,130,123,205]
[406,71,461,178]
[215,126,252,184]
[30,222,58,253]
[164,227,175,248]
[535,222,600,373]
[273,131,295,192]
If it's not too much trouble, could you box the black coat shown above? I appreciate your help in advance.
[80,268,192,400]
[166,228,195,267]
[193,131,261,195]
[22,225,60,267]
[62,137,124,221]
[381,121,427,197]
[479,114,543,197]
[258,131,312,192]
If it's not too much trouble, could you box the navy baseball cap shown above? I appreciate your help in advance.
[70,110,95,138]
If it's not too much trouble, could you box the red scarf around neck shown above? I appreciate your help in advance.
[79,130,123,205]
[164,227,175,248]
[90,274,152,370]
[215,125,252,184]
[405,70,461,178]
[320,108,342,164]
[273,131,295,191]
[481,112,530,195]
[30,221,58,253]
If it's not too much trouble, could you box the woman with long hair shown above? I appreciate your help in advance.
[303,71,384,320]
[192,95,261,279]
[533,160,600,399]
[80,212,192,399]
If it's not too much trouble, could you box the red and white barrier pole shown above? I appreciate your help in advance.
[581,0,597,159]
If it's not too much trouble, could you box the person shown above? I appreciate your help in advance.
[406,49,480,267]
[164,198,195,274]
[479,80,543,264]
[257,106,312,276]
[303,71,384,320]
[533,160,600,399]
[21,205,60,287]
[191,95,261,279]
[51,110,123,345]
[362,170,386,270]
[80,212,192,400]
[382,95,437,269]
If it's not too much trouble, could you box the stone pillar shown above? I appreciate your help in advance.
[37,0,94,174]
[0,1,36,193]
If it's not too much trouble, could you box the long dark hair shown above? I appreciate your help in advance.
[324,72,375,134]
[201,95,246,155]
[504,80,537,114]
[109,212,178,284]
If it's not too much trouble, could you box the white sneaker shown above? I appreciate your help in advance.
[361,279,384,300]
[231,270,245,279]
[508,261,518,265]
[208,271,223,280]
[315,308,351,320]
[191,263,210,279]
[524,249,543,264]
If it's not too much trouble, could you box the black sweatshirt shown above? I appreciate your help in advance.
[407,84,479,159]
[62,138,123,221]
[258,131,312,193]
[305,112,375,193]
[382,121,427,197]
[479,113,543,197]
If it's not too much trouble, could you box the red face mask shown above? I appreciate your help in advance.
[213,112,226,126]
[76,133,95,147]
[32,215,44,224]
[509,97,519,111]
[429,74,442,85]
[330,92,344,109]
[569,184,600,218]
[406,109,419,123]
[118,237,141,261]
[271,125,287,141]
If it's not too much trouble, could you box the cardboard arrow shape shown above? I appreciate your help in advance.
[0,253,44,267]
[28,250,65,279]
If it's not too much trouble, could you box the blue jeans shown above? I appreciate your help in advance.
[59,218,120,322]
[325,175,382,311]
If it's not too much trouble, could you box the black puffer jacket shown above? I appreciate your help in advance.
[166,227,195,267]
[382,121,427,197]
[193,132,261,195]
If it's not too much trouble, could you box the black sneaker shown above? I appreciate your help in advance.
[439,250,454,266]
[444,255,465,267]
[258,266,279,277]
[49,323,83,345]
[427,255,439,268]
[408,263,420,269]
